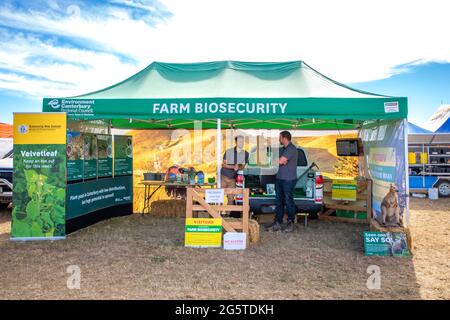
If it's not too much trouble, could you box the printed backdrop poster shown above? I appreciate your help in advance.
[360,120,407,225]
[12,113,67,239]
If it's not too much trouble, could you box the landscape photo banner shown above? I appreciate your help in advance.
[12,113,67,240]
[360,120,407,225]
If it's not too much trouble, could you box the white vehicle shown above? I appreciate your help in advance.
[0,138,13,208]
[243,146,323,219]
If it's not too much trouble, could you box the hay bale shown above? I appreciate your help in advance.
[224,218,260,243]
[248,219,260,243]
[150,199,186,218]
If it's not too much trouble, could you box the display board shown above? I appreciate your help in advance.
[97,134,113,178]
[364,231,410,256]
[11,113,67,240]
[66,131,83,181]
[361,120,407,225]
[336,138,362,156]
[114,135,132,176]
[66,175,133,220]
[83,133,98,180]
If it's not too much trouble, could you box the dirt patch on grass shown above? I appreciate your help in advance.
[408,198,450,299]
[0,198,448,299]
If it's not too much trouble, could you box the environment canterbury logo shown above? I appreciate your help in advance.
[48,99,61,110]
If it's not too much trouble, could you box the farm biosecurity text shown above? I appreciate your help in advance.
[152,102,288,114]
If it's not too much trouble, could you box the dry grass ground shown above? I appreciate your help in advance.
[0,198,448,300]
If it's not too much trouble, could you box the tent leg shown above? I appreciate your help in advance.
[403,119,410,227]
[217,118,222,189]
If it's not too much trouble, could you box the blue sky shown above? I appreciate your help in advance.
[351,62,450,126]
[0,0,449,126]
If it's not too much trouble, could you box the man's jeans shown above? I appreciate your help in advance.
[274,178,297,223]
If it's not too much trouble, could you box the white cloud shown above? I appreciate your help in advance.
[0,29,140,97]
[0,0,449,100]
[155,0,450,83]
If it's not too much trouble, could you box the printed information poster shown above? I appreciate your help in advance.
[361,121,407,225]
[97,134,113,178]
[364,231,410,257]
[83,133,97,180]
[66,131,83,181]
[185,218,222,248]
[12,113,67,239]
[114,135,132,176]
[332,179,357,201]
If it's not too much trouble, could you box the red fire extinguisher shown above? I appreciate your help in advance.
[235,170,244,204]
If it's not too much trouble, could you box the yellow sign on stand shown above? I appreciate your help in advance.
[185,218,222,248]
[332,179,357,201]
[14,113,67,145]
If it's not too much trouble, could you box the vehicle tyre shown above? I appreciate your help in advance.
[436,180,450,198]
[0,202,10,210]
[309,211,319,219]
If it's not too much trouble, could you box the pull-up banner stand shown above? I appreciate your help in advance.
[11,113,67,240]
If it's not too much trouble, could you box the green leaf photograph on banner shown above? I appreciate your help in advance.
[12,144,66,238]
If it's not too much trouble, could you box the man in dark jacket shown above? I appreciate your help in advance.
[266,130,298,232]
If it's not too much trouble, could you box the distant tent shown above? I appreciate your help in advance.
[0,123,12,138]
[408,122,431,134]
[435,118,450,133]
[424,104,450,133]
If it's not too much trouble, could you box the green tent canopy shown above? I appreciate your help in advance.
[42,60,407,130]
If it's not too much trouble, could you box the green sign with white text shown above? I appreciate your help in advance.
[364,231,410,257]
[67,175,133,220]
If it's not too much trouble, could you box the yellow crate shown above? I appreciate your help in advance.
[420,152,428,164]
[408,152,417,164]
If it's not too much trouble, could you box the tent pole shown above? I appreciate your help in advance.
[403,119,410,227]
[217,118,222,188]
